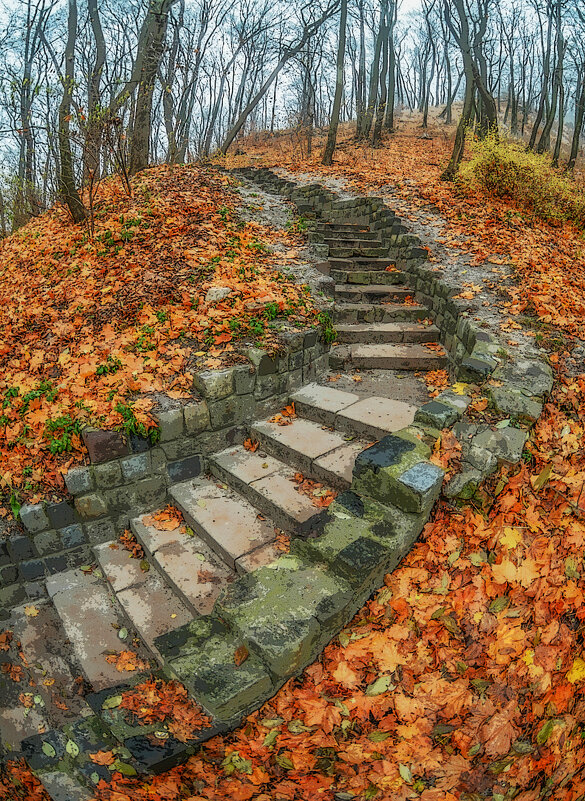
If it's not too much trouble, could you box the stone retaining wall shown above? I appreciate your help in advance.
[0,334,329,616]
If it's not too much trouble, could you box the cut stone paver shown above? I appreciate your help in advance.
[345,343,447,370]
[135,525,235,616]
[290,384,360,425]
[336,396,417,439]
[47,569,154,690]
[251,417,351,474]
[312,439,368,489]
[211,446,329,533]
[335,322,439,344]
[95,543,192,655]
[170,479,276,568]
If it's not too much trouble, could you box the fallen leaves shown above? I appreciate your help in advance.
[142,505,183,532]
[243,438,259,452]
[118,677,210,743]
[0,165,320,510]
[270,402,296,426]
[291,472,337,508]
[104,650,149,673]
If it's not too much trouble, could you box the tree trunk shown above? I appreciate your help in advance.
[568,67,585,171]
[128,0,176,175]
[58,0,86,223]
[322,0,347,165]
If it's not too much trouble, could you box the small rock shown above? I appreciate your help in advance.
[205,286,232,303]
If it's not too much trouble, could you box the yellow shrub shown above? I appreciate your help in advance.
[459,133,585,228]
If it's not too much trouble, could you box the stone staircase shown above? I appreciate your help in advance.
[2,382,448,798]
[310,220,447,371]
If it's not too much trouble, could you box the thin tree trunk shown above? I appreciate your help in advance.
[322,0,347,165]
[58,0,86,222]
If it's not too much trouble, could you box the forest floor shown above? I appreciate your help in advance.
[0,165,323,518]
[5,119,585,800]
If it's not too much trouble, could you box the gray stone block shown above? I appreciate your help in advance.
[233,365,256,395]
[120,453,151,482]
[0,564,18,586]
[247,347,277,376]
[473,426,528,465]
[0,583,26,612]
[208,394,256,429]
[33,529,61,556]
[415,400,460,429]
[60,524,86,548]
[19,503,50,534]
[19,558,45,581]
[193,369,234,400]
[85,518,116,545]
[167,455,203,483]
[156,408,184,442]
[184,400,210,434]
[8,533,35,561]
[492,359,553,399]
[74,493,108,519]
[254,374,280,400]
[64,466,95,495]
[395,461,444,513]
[94,460,123,489]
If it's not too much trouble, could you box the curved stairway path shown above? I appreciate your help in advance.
[312,220,447,372]
[0,171,466,799]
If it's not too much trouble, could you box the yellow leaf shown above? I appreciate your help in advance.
[567,657,585,684]
[500,527,522,550]
[24,606,39,617]
[451,382,468,396]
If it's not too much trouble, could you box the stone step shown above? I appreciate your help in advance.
[314,223,374,235]
[331,269,409,285]
[130,515,235,617]
[330,343,448,371]
[0,600,89,751]
[335,284,411,303]
[329,257,396,271]
[333,302,428,324]
[169,478,280,573]
[329,247,388,259]
[291,384,417,440]
[323,237,383,249]
[47,569,155,691]
[250,417,366,491]
[209,446,328,535]
[335,322,440,344]
[94,541,192,658]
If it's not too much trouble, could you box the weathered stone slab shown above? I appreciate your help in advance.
[216,556,352,677]
[489,386,543,423]
[491,359,554,399]
[235,542,282,574]
[157,617,273,723]
[472,426,528,465]
[47,569,154,690]
[170,479,276,569]
[415,400,461,429]
[312,439,366,489]
[251,417,350,475]
[289,384,359,426]
[337,396,417,439]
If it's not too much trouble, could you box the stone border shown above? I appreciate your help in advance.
[1,335,329,617]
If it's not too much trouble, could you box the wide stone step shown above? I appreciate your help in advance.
[331,269,409,285]
[330,343,448,371]
[94,541,192,658]
[209,446,329,534]
[333,302,428,324]
[0,600,89,751]
[335,322,440,344]
[130,514,235,617]
[329,257,398,271]
[314,223,375,235]
[330,249,389,260]
[47,568,155,691]
[335,284,411,303]
[250,417,367,490]
[291,384,417,439]
[323,237,383,248]
[170,478,281,573]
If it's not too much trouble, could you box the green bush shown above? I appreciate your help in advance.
[460,133,585,228]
